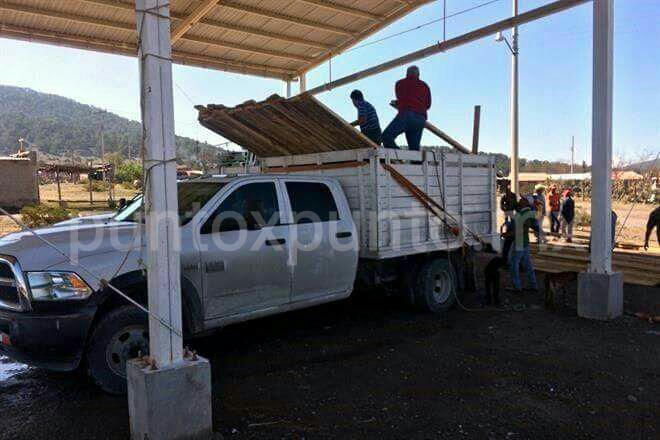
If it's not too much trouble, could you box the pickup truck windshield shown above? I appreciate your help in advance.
[114,182,225,225]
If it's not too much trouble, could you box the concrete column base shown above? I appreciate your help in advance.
[127,355,213,440]
[577,271,623,320]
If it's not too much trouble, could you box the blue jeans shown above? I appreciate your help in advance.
[382,110,426,151]
[509,246,537,290]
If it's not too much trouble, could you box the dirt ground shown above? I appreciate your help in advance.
[1,271,658,439]
[497,198,658,250]
[0,183,138,236]
[39,182,137,203]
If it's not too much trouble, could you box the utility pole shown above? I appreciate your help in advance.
[571,135,575,174]
[510,0,520,194]
[128,3,212,438]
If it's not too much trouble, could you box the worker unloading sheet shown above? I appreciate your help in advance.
[382,65,432,151]
[349,89,382,145]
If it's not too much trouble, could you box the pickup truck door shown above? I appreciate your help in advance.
[196,180,291,320]
[282,179,358,303]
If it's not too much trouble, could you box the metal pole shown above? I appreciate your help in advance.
[300,73,307,93]
[443,0,447,41]
[136,0,183,367]
[472,105,481,154]
[510,0,520,195]
[589,0,614,274]
[100,119,106,181]
[571,135,575,174]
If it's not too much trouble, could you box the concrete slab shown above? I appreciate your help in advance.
[578,271,623,320]
[127,355,213,440]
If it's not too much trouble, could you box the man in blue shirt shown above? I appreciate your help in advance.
[350,90,382,145]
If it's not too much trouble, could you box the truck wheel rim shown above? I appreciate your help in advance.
[433,272,452,304]
[106,325,149,378]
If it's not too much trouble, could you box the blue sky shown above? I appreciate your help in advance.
[0,0,658,164]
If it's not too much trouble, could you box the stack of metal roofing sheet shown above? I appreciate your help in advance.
[196,93,377,157]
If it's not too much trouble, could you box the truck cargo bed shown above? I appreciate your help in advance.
[262,147,498,259]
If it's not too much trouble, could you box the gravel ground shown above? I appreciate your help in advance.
[0,273,658,440]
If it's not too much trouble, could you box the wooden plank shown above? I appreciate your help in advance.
[472,105,481,154]
[387,102,470,154]
[265,161,368,173]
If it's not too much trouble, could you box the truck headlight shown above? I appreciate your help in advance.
[27,272,92,301]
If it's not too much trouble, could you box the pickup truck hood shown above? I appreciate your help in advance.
[0,222,141,271]
[54,212,116,226]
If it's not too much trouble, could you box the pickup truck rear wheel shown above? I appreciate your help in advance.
[86,305,148,395]
[415,258,457,313]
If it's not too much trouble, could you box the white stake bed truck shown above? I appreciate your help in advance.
[0,146,496,393]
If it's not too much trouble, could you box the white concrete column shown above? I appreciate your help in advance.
[285,79,292,98]
[510,0,520,195]
[577,0,622,321]
[300,73,307,93]
[136,0,183,367]
[590,0,614,274]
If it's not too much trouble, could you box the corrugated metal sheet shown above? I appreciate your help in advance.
[196,93,377,157]
[0,0,433,80]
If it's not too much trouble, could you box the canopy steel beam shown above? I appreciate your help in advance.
[0,23,296,79]
[220,1,355,36]
[0,1,311,63]
[306,0,590,94]
[295,0,383,21]
[79,0,334,50]
[171,0,219,43]
[300,0,433,75]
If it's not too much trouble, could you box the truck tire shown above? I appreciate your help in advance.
[414,258,457,313]
[86,305,149,395]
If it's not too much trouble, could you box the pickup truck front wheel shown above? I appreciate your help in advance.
[86,305,148,395]
[415,258,457,313]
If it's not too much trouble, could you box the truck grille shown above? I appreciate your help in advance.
[0,258,27,311]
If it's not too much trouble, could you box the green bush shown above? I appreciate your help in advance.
[91,180,111,192]
[575,209,591,227]
[21,204,72,227]
[116,162,142,183]
[121,181,138,190]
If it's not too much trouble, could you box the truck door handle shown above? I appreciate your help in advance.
[335,232,352,238]
[265,238,286,246]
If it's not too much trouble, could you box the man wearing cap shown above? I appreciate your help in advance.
[382,65,431,151]
[561,189,575,243]
[548,185,561,236]
[533,184,547,243]
[508,197,539,292]
[349,89,382,145]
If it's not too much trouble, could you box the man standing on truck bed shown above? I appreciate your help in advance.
[382,65,431,151]
[349,89,382,145]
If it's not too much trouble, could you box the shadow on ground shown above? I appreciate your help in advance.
[1,277,658,439]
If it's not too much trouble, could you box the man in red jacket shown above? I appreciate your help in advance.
[382,65,432,151]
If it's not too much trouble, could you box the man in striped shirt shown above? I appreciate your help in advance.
[350,89,382,145]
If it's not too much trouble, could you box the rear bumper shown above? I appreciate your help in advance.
[0,306,96,371]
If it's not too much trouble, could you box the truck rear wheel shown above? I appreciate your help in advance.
[86,305,148,395]
[414,258,457,313]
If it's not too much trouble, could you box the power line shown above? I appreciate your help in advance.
[345,0,504,54]
[174,81,198,107]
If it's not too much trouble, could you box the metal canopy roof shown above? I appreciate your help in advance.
[0,0,432,80]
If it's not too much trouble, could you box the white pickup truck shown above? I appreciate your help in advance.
[0,147,497,393]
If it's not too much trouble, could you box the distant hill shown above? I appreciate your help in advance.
[0,85,216,161]
[623,158,659,173]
